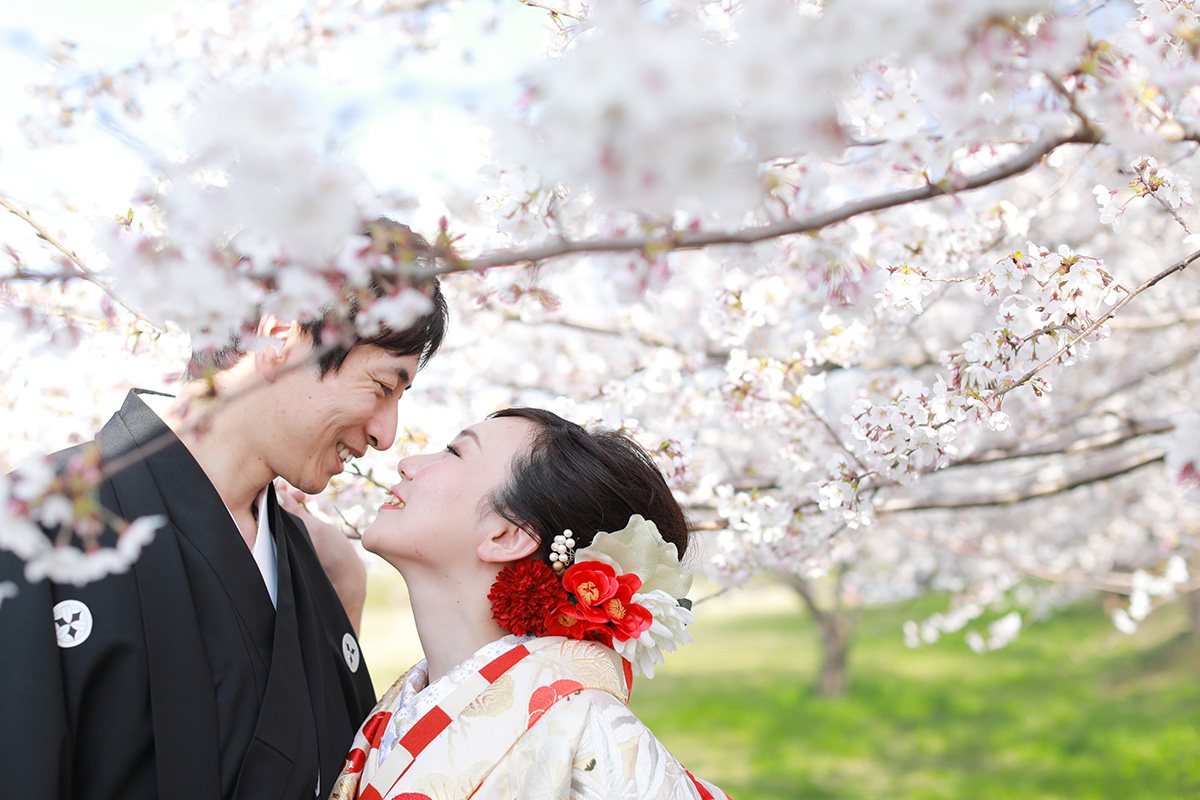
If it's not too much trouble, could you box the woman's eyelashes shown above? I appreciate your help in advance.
[445,443,461,457]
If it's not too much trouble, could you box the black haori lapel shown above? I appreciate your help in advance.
[101,393,222,799]
[231,486,321,798]
[267,486,376,793]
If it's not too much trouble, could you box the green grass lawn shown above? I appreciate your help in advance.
[631,586,1200,800]
[360,573,1200,799]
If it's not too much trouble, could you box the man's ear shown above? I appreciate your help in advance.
[477,519,540,564]
[254,315,302,382]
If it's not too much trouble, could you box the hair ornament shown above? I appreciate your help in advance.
[548,529,576,573]
[489,515,694,678]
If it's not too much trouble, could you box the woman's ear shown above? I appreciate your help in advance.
[477,520,539,564]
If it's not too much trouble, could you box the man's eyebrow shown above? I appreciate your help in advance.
[394,366,413,389]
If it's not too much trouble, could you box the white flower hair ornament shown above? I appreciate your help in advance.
[574,515,695,678]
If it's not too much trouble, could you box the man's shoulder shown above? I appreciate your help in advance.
[40,391,155,475]
[27,395,168,549]
[44,439,101,473]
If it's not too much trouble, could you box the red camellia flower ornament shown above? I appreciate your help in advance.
[544,602,606,641]
[557,561,652,641]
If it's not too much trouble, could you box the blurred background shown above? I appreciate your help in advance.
[360,569,1199,799]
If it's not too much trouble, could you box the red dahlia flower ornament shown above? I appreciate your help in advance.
[489,558,569,636]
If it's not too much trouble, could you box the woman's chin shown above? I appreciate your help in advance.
[360,519,386,555]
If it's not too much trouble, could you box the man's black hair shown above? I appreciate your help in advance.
[186,220,449,380]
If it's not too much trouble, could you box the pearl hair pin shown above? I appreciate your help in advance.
[548,529,576,573]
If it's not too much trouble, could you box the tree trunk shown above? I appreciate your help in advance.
[816,612,852,696]
[1187,589,1200,637]
[778,571,857,696]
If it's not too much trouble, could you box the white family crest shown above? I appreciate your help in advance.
[342,632,360,672]
[53,599,93,648]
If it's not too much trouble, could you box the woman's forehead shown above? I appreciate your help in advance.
[465,416,538,452]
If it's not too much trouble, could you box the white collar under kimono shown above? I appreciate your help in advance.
[249,489,278,607]
[221,487,278,607]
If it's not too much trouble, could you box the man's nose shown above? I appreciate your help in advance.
[367,397,400,450]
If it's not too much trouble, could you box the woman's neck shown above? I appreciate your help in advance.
[403,567,511,683]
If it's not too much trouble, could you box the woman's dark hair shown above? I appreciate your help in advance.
[187,219,449,379]
[486,408,691,565]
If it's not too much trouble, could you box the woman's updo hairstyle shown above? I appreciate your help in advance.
[487,408,691,564]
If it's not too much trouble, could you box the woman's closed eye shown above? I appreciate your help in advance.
[445,443,461,457]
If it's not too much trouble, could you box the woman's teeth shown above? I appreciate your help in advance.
[384,494,405,508]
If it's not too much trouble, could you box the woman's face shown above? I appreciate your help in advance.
[361,415,537,571]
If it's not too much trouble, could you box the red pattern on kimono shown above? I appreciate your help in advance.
[331,636,730,800]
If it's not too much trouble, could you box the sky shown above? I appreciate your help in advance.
[1,1,165,222]
[0,0,546,229]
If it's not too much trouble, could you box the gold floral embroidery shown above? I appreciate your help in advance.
[460,673,516,720]
[546,639,625,696]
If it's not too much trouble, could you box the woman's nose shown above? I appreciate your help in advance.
[397,456,415,480]
[397,452,432,479]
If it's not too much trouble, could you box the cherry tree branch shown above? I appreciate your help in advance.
[989,247,1200,403]
[875,447,1164,513]
[690,411,1171,504]
[517,0,583,21]
[1056,343,1199,424]
[0,194,157,328]
[956,418,1172,468]
[1107,308,1200,329]
[896,521,1200,596]
[449,130,1102,272]
[1013,566,1200,597]
[1145,183,1195,236]
[685,454,1163,532]
[487,306,946,373]
[485,305,711,356]
[776,570,831,628]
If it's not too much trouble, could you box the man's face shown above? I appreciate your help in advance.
[268,340,421,494]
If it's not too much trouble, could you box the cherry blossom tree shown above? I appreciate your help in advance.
[3,0,1200,694]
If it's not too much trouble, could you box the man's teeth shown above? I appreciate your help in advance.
[337,443,352,463]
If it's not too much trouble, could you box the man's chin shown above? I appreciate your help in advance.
[290,475,332,496]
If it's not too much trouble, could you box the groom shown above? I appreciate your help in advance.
[0,223,449,800]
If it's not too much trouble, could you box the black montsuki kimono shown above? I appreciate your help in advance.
[0,390,376,800]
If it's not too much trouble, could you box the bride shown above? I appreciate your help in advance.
[330,407,729,799]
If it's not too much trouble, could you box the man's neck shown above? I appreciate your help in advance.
[159,384,273,549]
